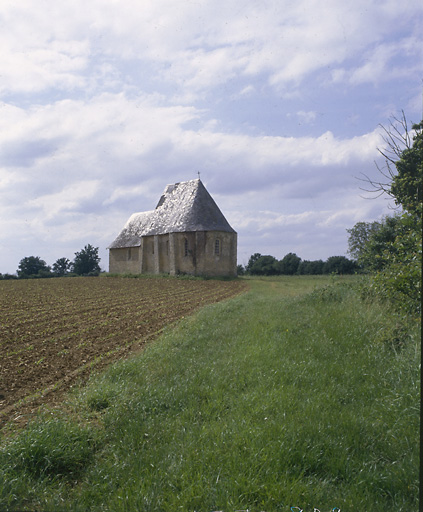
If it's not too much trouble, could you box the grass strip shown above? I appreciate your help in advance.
[0,276,419,511]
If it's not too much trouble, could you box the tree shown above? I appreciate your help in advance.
[236,264,245,276]
[356,112,422,315]
[248,255,278,275]
[52,257,71,276]
[246,253,262,273]
[346,221,381,264]
[71,245,101,276]
[17,256,51,278]
[390,120,422,214]
[297,259,324,275]
[0,273,18,280]
[369,212,421,315]
[277,253,301,275]
[357,215,405,271]
[358,112,422,214]
[323,256,357,275]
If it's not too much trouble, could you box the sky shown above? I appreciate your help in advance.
[0,0,422,274]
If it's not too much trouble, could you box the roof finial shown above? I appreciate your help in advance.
[197,171,201,180]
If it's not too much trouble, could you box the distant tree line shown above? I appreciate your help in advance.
[241,111,421,316]
[0,244,101,280]
[238,252,358,276]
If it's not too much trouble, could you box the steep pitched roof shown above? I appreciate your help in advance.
[109,179,235,249]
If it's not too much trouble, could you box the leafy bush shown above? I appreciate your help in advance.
[366,213,421,316]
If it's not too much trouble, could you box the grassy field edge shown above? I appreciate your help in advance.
[0,276,420,511]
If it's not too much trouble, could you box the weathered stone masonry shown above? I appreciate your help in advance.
[108,179,237,277]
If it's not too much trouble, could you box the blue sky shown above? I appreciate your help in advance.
[0,0,422,273]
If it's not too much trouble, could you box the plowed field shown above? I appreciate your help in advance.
[0,277,247,429]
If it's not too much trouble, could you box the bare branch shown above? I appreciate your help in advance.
[357,110,412,203]
[357,180,391,196]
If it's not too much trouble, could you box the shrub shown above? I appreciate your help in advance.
[0,273,18,280]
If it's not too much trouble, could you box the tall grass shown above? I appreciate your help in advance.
[0,276,419,511]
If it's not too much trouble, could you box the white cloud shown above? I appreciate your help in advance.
[296,111,317,124]
[28,180,101,219]
[0,91,385,206]
[239,85,256,97]
[345,36,423,86]
[0,0,421,273]
[104,184,154,206]
[0,0,421,99]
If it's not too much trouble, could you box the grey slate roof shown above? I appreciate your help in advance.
[109,179,235,249]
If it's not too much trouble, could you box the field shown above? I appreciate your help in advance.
[0,276,247,429]
[0,276,419,511]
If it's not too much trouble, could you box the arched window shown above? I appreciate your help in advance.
[214,238,220,255]
[184,238,189,257]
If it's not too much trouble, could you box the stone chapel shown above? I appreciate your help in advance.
[108,179,237,277]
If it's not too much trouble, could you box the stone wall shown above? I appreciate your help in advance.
[109,246,141,274]
[109,230,237,277]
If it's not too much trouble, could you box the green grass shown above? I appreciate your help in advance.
[0,276,419,511]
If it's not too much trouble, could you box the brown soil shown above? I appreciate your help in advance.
[0,276,247,431]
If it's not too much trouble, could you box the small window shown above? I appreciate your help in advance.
[184,238,189,257]
[166,240,169,255]
[152,241,154,254]
[214,239,220,256]
[128,248,132,261]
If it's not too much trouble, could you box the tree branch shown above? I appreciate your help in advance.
[357,110,411,205]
